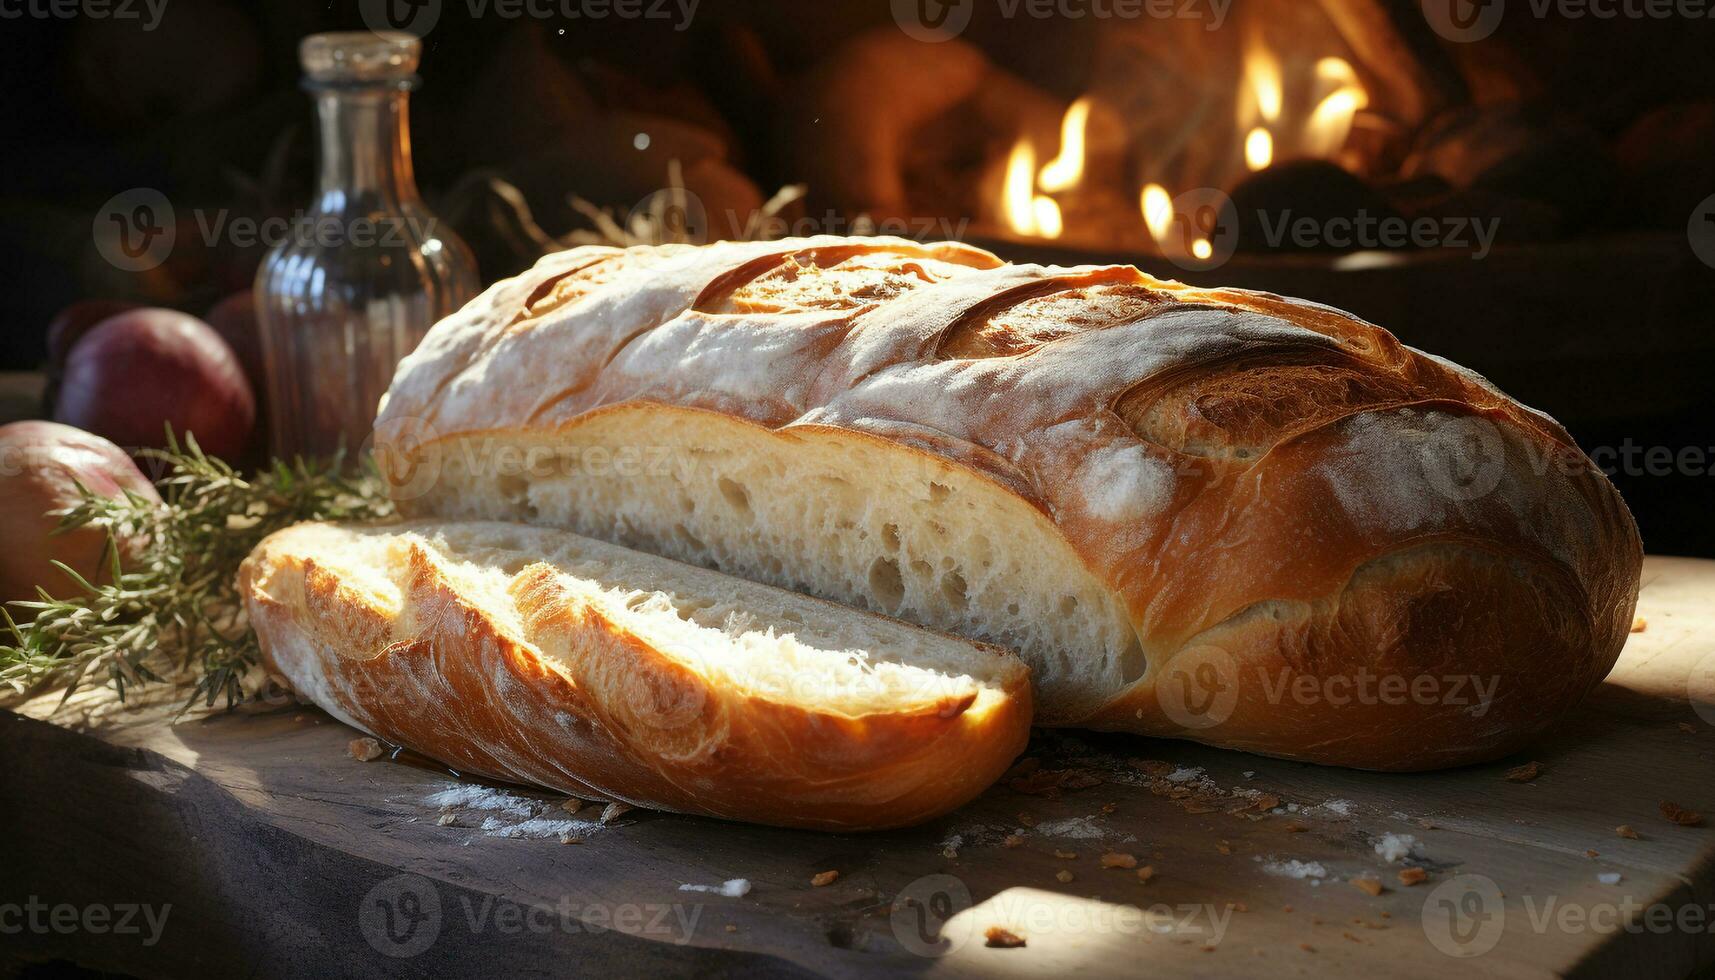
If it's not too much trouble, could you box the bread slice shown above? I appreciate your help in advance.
[238,520,1032,831]
[374,236,1642,770]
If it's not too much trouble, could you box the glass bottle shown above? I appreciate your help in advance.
[256,32,478,463]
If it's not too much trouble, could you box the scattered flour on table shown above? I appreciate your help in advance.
[1374,833,1418,863]
[424,782,605,840]
[1033,816,1115,840]
[679,879,751,898]
[1257,857,1329,881]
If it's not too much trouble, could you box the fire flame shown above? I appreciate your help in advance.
[1002,140,1039,236]
[1003,99,1089,239]
[1140,183,1173,243]
[1304,57,1368,158]
[1244,126,1274,171]
[1002,46,1368,245]
[1242,43,1283,125]
[1038,97,1091,193]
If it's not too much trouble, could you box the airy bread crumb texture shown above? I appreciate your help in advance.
[421,414,1140,722]
[278,520,1022,719]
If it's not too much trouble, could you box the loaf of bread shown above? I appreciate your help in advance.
[238,520,1031,831]
[373,236,1643,770]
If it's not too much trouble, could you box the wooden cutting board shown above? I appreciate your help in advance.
[3,557,1711,978]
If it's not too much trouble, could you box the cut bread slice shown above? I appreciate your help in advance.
[238,520,1032,831]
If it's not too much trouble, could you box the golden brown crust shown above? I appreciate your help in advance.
[239,523,1032,831]
[374,236,1643,770]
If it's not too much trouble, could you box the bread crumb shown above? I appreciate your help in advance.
[1053,849,1079,860]
[1284,821,1308,833]
[1398,867,1428,886]
[724,924,738,933]
[984,926,1026,948]
[348,737,384,762]
[1585,849,1599,858]
[1100,852,1138,869]
[1660,801,1704,826]
[1679,722,1700,735]
[600,802,633,824]
[1055,870,1074,883]
[561,798,585,815]
[1003,835,1024,849]
[1631,616,1647,632]
[1504,761,1542,783]
[1136,865,1155,882]
[1216,841,1232,855]
[1017,812,1037,828]
[1299,943,1316,953]
[436,812,458,827]
[811,870,839,887]
[1416,818,1438,830]
[1101,802,1119,814]
[1616,824,1640,839]
[1201,944,1217,952]
[1351,877,1384,897]
[559,834,582,845]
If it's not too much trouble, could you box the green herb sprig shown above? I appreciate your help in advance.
[0,432,393,711]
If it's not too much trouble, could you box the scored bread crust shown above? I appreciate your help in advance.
[373,235,1643,770]
[238,521,1032,831]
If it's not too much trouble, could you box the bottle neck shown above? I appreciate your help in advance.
[313,84,421,209]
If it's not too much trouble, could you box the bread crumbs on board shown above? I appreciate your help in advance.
[985,926,1026,948]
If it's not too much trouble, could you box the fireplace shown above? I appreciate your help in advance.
[0,0,1711,551]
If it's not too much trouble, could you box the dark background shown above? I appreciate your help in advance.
[0,0,1711,553]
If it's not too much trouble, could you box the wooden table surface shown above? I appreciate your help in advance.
[3,557,1712,979]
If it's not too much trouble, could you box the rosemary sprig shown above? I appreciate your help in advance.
[0,431,393,711]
